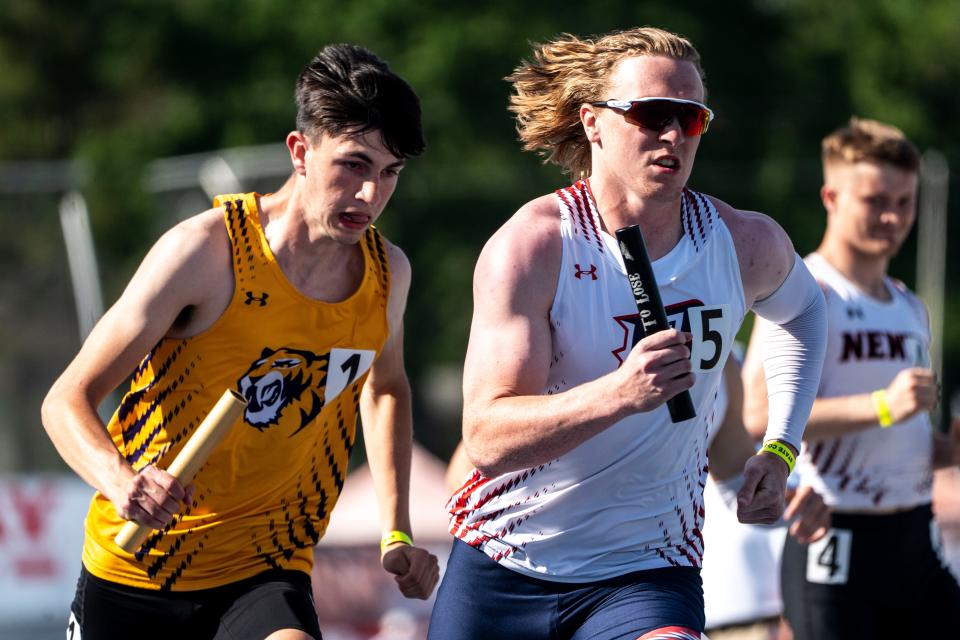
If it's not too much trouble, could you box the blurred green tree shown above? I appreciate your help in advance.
[1,0,957,466]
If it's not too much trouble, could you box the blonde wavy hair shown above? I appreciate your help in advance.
[507,27,705,177]
[822,117,920,175]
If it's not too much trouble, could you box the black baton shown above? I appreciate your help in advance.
[616,224,696,423]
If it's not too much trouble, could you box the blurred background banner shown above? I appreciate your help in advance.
[0,476,89,635]
[1,0,958,637]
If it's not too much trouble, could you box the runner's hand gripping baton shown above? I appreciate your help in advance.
[114,389,247,553]
[616,224,696,423]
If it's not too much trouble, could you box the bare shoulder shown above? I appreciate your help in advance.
[129,206,232,314]
[381,238,412,287]
[476,193,561,288]
[69,206,233,376]
[154,207,231,269]
[711,197,793,258]
[380,238,412,319]
[710,196,795,304]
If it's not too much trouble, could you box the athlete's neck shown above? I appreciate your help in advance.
[586,177,684,261]
[816,239,892,301]
[258,176,365,302]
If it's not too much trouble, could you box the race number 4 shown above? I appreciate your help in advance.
[806,528,852,584]
[686,304,732,373]
[325,348,376,404]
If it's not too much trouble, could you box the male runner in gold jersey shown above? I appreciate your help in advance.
[42,43,439,640]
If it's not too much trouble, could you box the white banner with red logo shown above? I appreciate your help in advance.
[0,475,91,622]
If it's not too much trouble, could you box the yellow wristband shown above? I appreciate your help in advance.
[380,530,413,553]
[871,390,894,428]
[759,440,796,473]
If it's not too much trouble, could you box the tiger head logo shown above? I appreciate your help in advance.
[237,347,328,436]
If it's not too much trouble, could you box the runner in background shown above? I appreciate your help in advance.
[742,117,960,640]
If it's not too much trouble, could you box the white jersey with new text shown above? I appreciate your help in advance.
[759,252,932,511]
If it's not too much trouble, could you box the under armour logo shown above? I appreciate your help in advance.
[574,263,598,280]
[245,291,269,306]
[846,306,864,320]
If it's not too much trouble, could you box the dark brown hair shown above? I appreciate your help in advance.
[296,44,425,158]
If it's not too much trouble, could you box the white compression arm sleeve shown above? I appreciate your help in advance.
[751,254,827,450]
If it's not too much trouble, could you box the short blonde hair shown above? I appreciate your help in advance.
[822,117,920,176]
[507,27,704,177]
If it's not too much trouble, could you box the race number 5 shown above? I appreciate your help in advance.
[687,304,732,373]
[325,348,376,404]
[806,528,852,584]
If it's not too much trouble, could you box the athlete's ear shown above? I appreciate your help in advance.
[581,104,602,144]
[286,131,309,176]
[820,184,837,214]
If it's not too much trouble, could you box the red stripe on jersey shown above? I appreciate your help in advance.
[636,627,702,640]
[558,186,591,241]
[454,495,543,549]
[675,505,703,564]
[673,542,699,566]
[555,188,581,237]
[819,440,842,474]
[690,192,706,242]
[692,190,714,236]
[448,469,487,511]
[555,187,574,219]
[697,191,715,226]
[836,443,856,476]
[568,185,603,254]
[448,465,549,541]
[575,180,605,253]
[681,192,700,251]
[470,465,546,511]
[447,471,491,534]
[809,441,822,465]
[653,547,682,567]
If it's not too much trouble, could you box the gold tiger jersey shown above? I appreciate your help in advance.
[82,192,391,590]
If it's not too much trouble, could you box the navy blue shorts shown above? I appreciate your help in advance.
[428,539,705,640]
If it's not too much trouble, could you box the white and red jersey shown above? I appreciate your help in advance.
[447,181,747,582]
[781,253,933,511]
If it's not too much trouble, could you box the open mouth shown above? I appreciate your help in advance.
[653,156,680,170]
[339,212,371,228]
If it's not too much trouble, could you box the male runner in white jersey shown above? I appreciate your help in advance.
[442,357,832,639]
[742,117,960,639]
[428,27,827,640]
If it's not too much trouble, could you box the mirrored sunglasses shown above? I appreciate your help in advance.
[590,97,714,136]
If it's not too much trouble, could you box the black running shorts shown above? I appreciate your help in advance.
[781,503,960,640]
[68,566,322,640]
